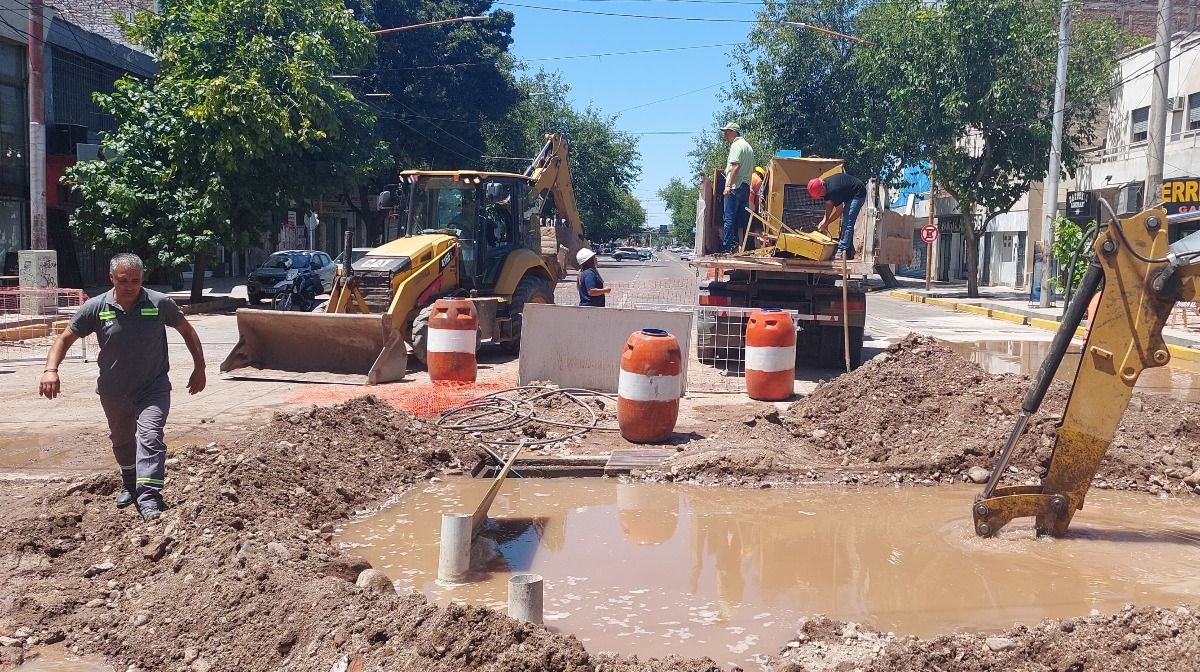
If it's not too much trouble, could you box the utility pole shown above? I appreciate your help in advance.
[1039,0,1071,308]
[1146,0,1172,206]
[925,165,935,292]
[27,0,46,250]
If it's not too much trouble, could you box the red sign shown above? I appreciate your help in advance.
[920,224,939,244]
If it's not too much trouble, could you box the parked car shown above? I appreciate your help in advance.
[247,250,337,304]
[679,250,693,261]
[612,247,642,261]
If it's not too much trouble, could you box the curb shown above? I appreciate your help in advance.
[886,290,1200,363]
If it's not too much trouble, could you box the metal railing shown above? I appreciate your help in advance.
[0,287,92,364]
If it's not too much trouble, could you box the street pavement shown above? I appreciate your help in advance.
[1,254,1163,480]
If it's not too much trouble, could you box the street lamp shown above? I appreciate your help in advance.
[780,20,874,46]
[371,15,488,36]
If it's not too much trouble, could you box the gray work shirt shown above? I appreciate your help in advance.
[68,288,185,397]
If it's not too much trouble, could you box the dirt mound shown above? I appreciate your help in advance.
[666,335,1200,496]
[0,396,721,672]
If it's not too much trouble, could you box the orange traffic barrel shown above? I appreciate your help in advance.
[745,308,796,401]
[617,328,682,443]
[427,298,477,383]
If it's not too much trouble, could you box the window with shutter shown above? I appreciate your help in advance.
[1132,106,1150,142]
[1189,93,1200,130]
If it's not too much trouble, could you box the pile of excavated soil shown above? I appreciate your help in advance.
[0,397,720,672]
[664,335,1200,496]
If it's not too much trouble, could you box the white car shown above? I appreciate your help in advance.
[679,250,694,261]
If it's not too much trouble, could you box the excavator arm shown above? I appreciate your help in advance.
[973,206,1200,537]
[525,133,590,277]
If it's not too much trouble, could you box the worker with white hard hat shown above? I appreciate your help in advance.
[576,248,611,307]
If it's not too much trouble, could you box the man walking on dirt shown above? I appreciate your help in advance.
[720,122,754,252]
[39,253,206,521]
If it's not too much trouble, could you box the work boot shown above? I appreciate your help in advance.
[115,488,135,509]
[137,496,166,522]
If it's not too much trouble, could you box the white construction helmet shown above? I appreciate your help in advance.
[576,248,597,267]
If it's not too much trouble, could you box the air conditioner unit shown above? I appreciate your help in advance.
[1116,182,1143,217]
[1170,96,1187,112]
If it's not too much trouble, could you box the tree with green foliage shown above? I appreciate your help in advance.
[658,177,699,242]
[732,0,885,177]
[1051,215,1089,291]
[337,1,518,244]
[485,71,645,243]
[65,0,389,301]
[854,0,1126,297]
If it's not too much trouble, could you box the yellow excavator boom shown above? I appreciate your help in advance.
[973,205,1200,537]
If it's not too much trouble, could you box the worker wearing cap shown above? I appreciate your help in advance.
[720,122,755,252]
[809,172,868,261]
[576,248,611,307]
[39,253,206,522]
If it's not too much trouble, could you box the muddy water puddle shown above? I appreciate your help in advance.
[339,479,1200,669]
[13,646,112,671]
[947,340,1200,402]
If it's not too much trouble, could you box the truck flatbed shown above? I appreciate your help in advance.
[693,253,871,277]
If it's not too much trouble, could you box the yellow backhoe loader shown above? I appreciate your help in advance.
[220,134,589,384]
[973,203,1200,537]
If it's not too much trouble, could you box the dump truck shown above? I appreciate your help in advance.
[693,156,914,369]
[220,134,589,385]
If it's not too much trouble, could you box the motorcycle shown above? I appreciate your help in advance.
[271,267,324,312]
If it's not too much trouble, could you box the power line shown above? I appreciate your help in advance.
[360,42,743,72]
[614,81,725,114]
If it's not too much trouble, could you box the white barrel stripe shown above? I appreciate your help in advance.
[428,327,476,353]
[617,370,681,402]
[745,345,796,373]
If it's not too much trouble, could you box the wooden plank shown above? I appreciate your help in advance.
[471,444,524,535]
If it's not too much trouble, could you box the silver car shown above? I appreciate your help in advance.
[247,250,337,304]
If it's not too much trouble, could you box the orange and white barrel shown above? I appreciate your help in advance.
[617,328,682,443]
[745,308,795,401]
[427,298,477,383]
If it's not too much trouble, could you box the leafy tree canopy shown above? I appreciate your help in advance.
[485,71,646,243]
[658,177,700,242]
[65,0,389,299]
[854,0,1126,295]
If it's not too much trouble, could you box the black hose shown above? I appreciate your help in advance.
[1023,261,1103,414]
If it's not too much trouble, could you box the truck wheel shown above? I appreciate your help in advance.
[502,275,553,354]
[248,291,263,305]
[410,303,484,366]
[819,326,865,370]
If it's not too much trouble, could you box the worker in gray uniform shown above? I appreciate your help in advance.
[39,253,206,521]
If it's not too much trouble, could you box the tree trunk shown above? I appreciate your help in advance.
[964,228,980,298]
[190,253,206,304]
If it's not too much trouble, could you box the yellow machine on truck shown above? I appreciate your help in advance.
[973,204,1200,537]
[220,134,589,384]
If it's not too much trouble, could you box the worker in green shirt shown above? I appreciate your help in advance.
[720,122,754,252]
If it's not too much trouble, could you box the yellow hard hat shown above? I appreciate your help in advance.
[754,166,765,176]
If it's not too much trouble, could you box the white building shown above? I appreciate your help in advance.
[1076,31,1200,222]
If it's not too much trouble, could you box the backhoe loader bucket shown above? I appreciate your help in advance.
[220,309,408,385]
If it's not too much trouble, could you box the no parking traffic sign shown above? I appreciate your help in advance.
[920,223,939,244]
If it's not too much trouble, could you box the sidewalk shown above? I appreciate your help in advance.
[884,277,1200,361]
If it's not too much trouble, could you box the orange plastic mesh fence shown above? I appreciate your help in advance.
[286,374,520,417]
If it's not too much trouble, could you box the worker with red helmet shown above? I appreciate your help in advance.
[808,172,867,261]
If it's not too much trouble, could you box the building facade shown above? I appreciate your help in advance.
[0,0,154,286]
[1074,31,1200,238]
[1083,0,1200,38]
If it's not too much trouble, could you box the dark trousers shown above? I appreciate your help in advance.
[838,195,866,256]
[99,380,171,507]
[722,182,750,250]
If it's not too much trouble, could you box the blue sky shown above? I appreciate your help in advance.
[499,0,760,232]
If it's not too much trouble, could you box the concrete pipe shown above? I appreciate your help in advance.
[436,512,473,584]
[508,573,544,625]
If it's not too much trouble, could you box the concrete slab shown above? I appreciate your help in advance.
[518,304,693,394]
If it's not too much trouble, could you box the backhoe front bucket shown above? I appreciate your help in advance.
[220,309,408,385]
